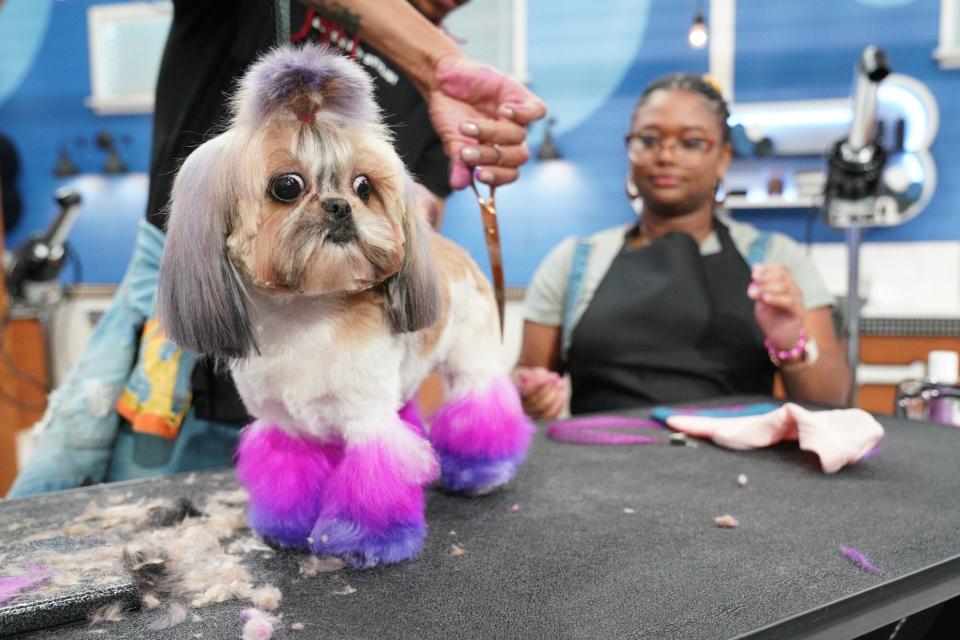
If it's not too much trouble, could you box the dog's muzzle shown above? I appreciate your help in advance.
[322,197,357,244]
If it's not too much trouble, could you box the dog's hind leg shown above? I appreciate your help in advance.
[236,422,341,549]
[430,376,534,495]
[429,320,535,496]
[308,413,438,567]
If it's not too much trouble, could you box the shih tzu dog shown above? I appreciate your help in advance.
[157,45,533,568]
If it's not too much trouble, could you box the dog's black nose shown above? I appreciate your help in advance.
[321,197,356,244]
[321,197,352,221]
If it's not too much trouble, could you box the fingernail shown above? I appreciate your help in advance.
[499,104,515,118]
[747,284,758,297]
[449,161,471,189]
[460,147,480,163]
[478,170,496,183]
[460,122,479,136]
[762,293,773,302]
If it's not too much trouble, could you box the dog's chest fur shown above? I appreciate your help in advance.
[229,234,502,441]
[230,291,413,436]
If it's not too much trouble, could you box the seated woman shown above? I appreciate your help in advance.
[514,73,850,419]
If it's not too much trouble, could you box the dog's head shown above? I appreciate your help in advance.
[158,44,440,359]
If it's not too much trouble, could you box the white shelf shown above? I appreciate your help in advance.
[724,194,820,210]
[933,47,960,70]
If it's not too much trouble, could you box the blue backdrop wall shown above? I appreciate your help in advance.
[0,0,150,284]
[0,0,954,285]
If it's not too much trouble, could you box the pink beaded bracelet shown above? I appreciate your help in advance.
[764,330,807,364]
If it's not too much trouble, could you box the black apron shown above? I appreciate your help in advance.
[568,219,775,414]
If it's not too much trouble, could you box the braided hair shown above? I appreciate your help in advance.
[633,73,731,143]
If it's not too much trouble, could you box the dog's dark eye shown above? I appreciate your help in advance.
[269,173,305,203]
[352,175,371,203]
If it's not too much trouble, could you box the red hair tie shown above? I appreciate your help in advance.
[298,113,316,122]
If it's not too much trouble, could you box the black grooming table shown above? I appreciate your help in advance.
[2,400,959,639]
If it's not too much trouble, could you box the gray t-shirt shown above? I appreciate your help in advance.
[524,215,834,334]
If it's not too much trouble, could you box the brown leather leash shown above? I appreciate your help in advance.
[469,181,505,335]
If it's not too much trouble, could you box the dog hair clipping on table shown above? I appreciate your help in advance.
[146,498,204,528]
[714,514,739,528]
[298,555,345,576]
[839,545,882,575]
[240,607,279,640]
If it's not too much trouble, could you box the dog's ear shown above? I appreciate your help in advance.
[383,178,441,333]
[157,131,258,359]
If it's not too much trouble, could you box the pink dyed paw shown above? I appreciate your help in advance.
[429,378,534,496]
[235,425,339,550]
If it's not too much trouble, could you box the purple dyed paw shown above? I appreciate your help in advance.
[437,451,523,496]
[248,508,313,550]
[309,517,426,568]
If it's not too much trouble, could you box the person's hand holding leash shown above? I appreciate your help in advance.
[428,54,546,189]
[313,0,546,190]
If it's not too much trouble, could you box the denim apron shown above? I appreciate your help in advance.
[9,222,244,496]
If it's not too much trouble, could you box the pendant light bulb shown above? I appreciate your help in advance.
[689,11,708,49]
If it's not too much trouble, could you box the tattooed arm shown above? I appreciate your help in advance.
[305,0,457,91]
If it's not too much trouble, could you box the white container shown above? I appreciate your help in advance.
[927,350,959,384]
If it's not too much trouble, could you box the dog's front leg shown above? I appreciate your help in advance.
[308,413,439,568]
[236,422,342,549]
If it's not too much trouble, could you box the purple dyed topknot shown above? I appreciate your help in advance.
[233,43,379,126]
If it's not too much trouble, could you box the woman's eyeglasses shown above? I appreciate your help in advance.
[625,131,716,165]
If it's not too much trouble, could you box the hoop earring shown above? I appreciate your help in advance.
[625,173,643,215]
[625,173,639,199]
[714,177,727,206]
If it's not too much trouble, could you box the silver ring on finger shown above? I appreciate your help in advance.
[491,142,503,166]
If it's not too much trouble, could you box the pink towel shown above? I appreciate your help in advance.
[666,403,884,473]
